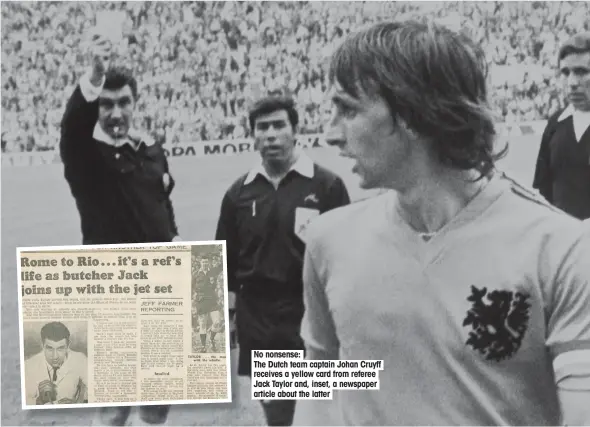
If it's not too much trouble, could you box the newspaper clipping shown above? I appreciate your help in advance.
[17,242,231,410]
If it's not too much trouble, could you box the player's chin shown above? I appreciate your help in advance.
[358,174,379,190]
[353,168,370,188]
[358,180,375,190]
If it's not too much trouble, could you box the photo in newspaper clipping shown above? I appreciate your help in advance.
[190,245,226,354]
[17,242,232,410]
[23,320,89,406]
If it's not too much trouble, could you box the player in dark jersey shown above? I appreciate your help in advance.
[194,259,223,352]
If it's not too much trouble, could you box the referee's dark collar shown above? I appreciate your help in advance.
[243,151,314,185]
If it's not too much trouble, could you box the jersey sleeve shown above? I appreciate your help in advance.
[543,227,590,384]
[215,190,240,294]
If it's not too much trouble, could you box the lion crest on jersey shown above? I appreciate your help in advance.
[463,285,531,362]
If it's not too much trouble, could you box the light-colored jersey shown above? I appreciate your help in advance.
[301,172,590,425]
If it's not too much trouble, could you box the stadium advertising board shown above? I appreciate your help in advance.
[1,122,547,168]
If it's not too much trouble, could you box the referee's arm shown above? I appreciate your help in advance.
[59,65,106,215]
[532,116,556,203]
[161,154,180,241]
[59,72,102,160]
[215,191,240,310]
[60,35,109,161]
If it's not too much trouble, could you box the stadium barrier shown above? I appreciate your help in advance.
[1,121,547,168]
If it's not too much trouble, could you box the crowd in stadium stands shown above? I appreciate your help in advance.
[2,1,589,153]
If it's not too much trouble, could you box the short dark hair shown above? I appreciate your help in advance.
[559,32,590,63]
[248,96,299,133]
[104,66,138,100]
[40,322,70,344]
[328,21,506,179]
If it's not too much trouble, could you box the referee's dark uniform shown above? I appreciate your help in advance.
[215,153,350,376]
[60,71,177,426]
[60,74,179,245]
[532,105,590,220]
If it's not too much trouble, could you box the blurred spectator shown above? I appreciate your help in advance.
[1,1,589,152]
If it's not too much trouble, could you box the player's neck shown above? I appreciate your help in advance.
[396,166,490,234]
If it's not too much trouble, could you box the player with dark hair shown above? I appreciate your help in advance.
[216,94,351,426]
[533,31,590,221]
[295,21,590,425]
[60,32,179,426]
[25,322,88,405]
[40,321,71,344]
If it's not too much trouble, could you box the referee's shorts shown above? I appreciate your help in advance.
[235,289,305,377]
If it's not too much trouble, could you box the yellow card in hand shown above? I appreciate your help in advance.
[95,10,126,44]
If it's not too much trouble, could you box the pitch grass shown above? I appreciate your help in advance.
[1,139,540,426]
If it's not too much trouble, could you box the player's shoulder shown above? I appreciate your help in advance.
[500,172,572,218]
[312,162,345,186]
[497,172,585,243]
[307,191,390,246]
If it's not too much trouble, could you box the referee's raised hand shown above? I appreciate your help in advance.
[88,33,112,87]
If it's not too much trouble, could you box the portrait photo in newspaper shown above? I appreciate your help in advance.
[17,242,232,410]
[190,245,226,354]
[22,320,89,406]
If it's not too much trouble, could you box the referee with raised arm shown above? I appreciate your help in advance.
[60,31,181,247]
[60,30,180,426]
[215,95,351,426]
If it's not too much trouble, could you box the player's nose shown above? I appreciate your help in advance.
[324,110,346,149]
[324,128,346,151]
